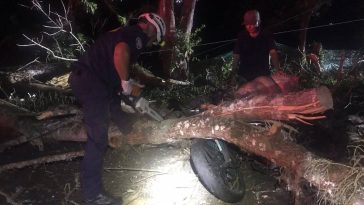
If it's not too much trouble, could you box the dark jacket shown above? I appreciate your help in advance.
[72,25,149,92]
[233,29,276,81]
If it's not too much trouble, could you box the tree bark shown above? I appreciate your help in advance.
[1,86,363,204]
[174,0,198,80]
[0,151,84,172]
[180,0,197,34]
[5,87,364,204]
[1,86,332,149]
[298,0,331,54]
[0,64,72,99]
[298,10,313,53]
[157,0,197,80]
[158,0,176,78]
[127,114,364,205]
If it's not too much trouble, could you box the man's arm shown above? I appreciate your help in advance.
[269,49,281,71]
[114,42,130,81]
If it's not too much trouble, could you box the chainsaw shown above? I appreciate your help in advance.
[119,94,164,122]
[118,77,190,122]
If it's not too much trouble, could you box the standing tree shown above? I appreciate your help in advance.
[297,0,331,53]
[261,0,331,54]
[284,0,331,53]
[158,0,198,80]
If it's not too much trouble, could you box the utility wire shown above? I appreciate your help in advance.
[141,39,236,55]
[267,8,314,29]
[141,48,174,55]
[193,41,233,57]
[274,18,364,34]
[193,39,236,47]
[141,17,364,56]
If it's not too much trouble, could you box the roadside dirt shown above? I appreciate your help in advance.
[0,140,292,205]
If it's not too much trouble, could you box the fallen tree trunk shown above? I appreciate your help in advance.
[127,116,364,204]
[207,85,332,124]
[0,86,332,149]
[0,63,189,98]
[2,86,363,204]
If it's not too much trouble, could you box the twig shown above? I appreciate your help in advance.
[167,79,191,85]
[0,99,34,114]
[63,183,80,205]
[262,120,298,133]
[0,85,9,99]
[17,57,40,71]
[344,93,353,109]
[36,105,80,120]
[104,167,167,174]
[0,190,21,205]
[28,82,72,94]
[133,173,167,184]
[18,35,77,61]
[0,151,84,172]
[17,0,85,62]
[0,135,28,153]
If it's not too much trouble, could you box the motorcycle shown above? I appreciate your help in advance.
[190,138,245,203]
[121,94,246,203]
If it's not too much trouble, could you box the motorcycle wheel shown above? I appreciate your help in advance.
[190,139,245,203]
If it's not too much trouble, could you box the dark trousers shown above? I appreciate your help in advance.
[69,67,132,200]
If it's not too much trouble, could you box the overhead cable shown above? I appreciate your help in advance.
[141,17,364,55]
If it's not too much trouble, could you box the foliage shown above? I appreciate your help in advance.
[117,15,128,26]
[304,157,364,205]
[46,30,88,62]
[219,55,234,85]
[171,25,205,74]
[80,0,98,14]
[144,55,233,107]
[8,90,76,112]
[287,59,362,91]
[143,24,232,107]
[203,54,233,88]
[280,48,329,89]
[19,0,89,62]
[144,82,212,109]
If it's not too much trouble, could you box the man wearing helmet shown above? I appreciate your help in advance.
[68,12,166,205]
[231,10,281,85]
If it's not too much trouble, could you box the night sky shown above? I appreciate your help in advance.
[194,0,364,54]
[0,0,363,68]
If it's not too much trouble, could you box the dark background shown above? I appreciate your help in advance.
[0,0,363,68]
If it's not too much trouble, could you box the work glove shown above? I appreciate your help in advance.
[120,79,144,113]
[121,79,145,97]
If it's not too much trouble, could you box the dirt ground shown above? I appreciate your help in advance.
[0,140,293,205]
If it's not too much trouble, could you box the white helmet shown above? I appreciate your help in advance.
[138,13,166,43]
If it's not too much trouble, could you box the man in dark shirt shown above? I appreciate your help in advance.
[232,10,281,84]
[69,13,166,205]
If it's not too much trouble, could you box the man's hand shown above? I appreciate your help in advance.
[119,79,145,113]
[269,49,281,71]
[121,79,145,97]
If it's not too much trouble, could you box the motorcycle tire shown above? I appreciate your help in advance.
[190,139,245,203]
